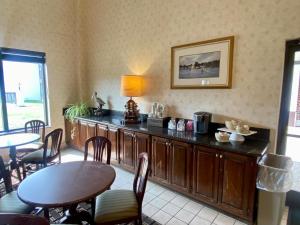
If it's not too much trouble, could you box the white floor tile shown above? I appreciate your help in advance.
[183,200,204,214]
[175,208,196,224]
[161,202,181,216]
[149,197,168,209]
[198,207,219,222]
[159,190,177,202]
[170,195,190,207]
[166,217,187,225]
[143,204,160,217]
[214,213,236,225]
[143,192,157,204]
[148,184,167,196]
[190,216,212,225]
[152,210,172,225]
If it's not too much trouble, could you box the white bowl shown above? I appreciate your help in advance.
[215,132,230,142]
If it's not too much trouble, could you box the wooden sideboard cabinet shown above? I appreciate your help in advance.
[119,129,151,172]
[64,116,266,224]
[193,145,257,221]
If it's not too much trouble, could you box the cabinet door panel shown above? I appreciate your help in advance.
[108,126,119,164]
[193,146,219,203]
[97,124,108,138]
[152,136,169,183]
[169,141,192,192]
[82,122,96,155]
[120,130,135,171]
[135,132,151,167]
[218,152,256,219]
[65,118,80,150]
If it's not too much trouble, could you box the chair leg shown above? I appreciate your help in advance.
[91,197,96,219]
[22,163,27,179]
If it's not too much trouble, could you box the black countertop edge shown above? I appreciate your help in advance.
[74,115,270,158]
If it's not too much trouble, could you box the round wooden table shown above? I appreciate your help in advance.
[0,133,40,181]
[17,161,116,223]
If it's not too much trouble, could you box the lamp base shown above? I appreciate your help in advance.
[123,97,140,124]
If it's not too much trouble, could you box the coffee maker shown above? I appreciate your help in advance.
[193,112,212,134]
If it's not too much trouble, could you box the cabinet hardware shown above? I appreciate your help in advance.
[216,154,219,158]
[220,154,223,159]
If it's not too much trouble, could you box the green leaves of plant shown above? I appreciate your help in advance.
[65,103,90,122]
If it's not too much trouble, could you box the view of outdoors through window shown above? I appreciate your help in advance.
[2,61,46,130]
[287,51,300,162]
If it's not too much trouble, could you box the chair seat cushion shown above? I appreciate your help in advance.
[0,191,33,213]
[94,189,138,224]
[21,149,51,164]
[16,141,44,153]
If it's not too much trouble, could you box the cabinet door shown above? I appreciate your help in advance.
[120,130,135,172]
[192,146,219,203]
[218,152,257,219]
[108,126,119,164]
[135,132,151,168]
[169,140,192,193]
[79,121,96,153]
[151,136,169,184]
[65,119,80,150]
[96,124,108,138]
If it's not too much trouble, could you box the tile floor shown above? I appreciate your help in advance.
[61,148,287,225]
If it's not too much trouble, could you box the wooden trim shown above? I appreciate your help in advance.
[277,38,300,155]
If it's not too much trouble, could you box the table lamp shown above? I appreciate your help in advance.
[120,75,143,124]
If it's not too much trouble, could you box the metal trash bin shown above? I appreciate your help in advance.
[257,154,293,225]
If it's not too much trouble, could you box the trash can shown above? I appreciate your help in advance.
[257,154,293,225]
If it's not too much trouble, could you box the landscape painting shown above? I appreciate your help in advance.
[171,36,234,89]
[179,51,220,79]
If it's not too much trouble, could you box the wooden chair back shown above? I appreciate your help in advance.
[0,156,13,195]
[84,136,111,164]
[43,128,63,166]
[133,152,150,206]
[0,213,49,225]
[25,120,46,142]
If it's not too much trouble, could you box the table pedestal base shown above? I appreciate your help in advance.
[60,204,93,225]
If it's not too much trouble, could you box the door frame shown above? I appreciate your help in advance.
[277,38,300,155]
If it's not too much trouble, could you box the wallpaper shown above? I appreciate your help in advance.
[0,0,81,145]
[82,0,300,151]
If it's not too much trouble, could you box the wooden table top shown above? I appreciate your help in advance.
[17,161,116,207]
[0,133,40,149]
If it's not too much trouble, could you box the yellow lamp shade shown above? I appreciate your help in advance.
[120,75,143,97]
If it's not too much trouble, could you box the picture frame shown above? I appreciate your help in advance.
[171,36,234,89]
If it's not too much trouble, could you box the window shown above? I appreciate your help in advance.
[0,48,49,132]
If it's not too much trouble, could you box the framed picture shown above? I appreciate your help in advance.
[171,36,234,89]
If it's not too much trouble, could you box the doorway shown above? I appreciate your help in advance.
[277,38,300,162]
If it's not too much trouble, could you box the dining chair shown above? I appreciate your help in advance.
[84,136,112,217]
[94,152,150,225]
[0,213,78,225]
[0,156,34,214]
[20,128,63,178]
[84,136,111,164]
[16,120,46,155]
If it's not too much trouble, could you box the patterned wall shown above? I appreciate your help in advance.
[0,0,81,133]
[83,0,300,151]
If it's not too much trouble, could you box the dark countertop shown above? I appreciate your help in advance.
[77,115,269,158]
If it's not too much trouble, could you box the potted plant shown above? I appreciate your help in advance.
[64,102,91,122]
